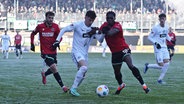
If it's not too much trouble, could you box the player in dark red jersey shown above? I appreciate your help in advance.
[99,11,150,94]
[166,27,176,60]
[30,11,68,92]
[14,31,23,59]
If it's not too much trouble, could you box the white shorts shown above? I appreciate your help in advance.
[2,44,9,51]
[154,47,170,63]
[71,52,88,66]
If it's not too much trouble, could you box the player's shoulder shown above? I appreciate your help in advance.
[52,22,59,26]
[151,24,159,30]
[114,22,122,27]
[37,23,45,27]
[102,22,108,26]
[73,21,83,26]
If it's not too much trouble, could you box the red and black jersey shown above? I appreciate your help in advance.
[30,22,61,54]
[166,32,176,46]
[14,34,22,45]
[100,22,129,53]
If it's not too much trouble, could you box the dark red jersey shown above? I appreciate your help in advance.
[166,32,176,46]
[14,34,22,45]
[30,22,61,54]
[100,22,129,53]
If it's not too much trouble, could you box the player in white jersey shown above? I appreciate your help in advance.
[1,30,11,59]
[53,10,103,96]
[144,13,174,84]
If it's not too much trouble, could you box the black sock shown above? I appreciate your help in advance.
[115,73,123,85]
[131,67,144,85]
[170,53,174,57]
[54,72,64,87]
[45,68,53,76]
[16,50,18,57]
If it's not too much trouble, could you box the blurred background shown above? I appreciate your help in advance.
[0,0,183,53]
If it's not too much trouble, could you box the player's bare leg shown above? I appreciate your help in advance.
[125,55,150,93]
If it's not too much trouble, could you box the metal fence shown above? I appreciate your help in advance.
[0,12,183,32]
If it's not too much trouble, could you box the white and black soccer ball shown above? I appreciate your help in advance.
[96,85,109,97]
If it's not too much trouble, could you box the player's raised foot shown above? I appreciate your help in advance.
[62,86,69,93]
[144,63,149,74]
[143,85,150,94]
[41,72,46,85]
[115,83,126,95]
[70,88,80,97]
[157,80,166,84]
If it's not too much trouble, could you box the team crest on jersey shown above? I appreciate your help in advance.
[51,28,55,32]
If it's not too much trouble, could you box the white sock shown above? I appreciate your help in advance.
[72,66,87,89]
[148,64,162,70]
[158,62,169,80]
[102,49,106,57]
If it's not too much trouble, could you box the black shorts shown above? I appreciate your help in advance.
[41,54,57,66]
[111,49,131,65]
[167,45,175,51]
[15,44,21,49]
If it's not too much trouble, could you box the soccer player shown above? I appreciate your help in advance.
[14,31,23,59]
[166,27,176,60]
[1,30,11,59]
[99,11,150,94]
[30,11,68,92]
[144,13,174,84]
[54,10,103,96]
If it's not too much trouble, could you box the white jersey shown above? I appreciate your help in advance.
[148,24,171,48]
[57,21,103,56]
[1,34,11,46]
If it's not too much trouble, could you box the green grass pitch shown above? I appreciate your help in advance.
[0,53,184,104]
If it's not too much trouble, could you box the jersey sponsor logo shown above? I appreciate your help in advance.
[160,34,166,38]
[42,32,54,37]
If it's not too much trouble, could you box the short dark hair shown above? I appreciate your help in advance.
[45,11,55,17]
[85,10,96,19]
[159,13,166,18]
[106,11,116,18]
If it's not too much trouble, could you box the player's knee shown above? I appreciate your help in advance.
[50,64,57,73]
[158,63,164,66]
[163,59,170,63]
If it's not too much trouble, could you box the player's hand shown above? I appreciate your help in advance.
[155,42,161,49]
[30,43,35,52]
[83,27,99,38]
[101,26,110,34]
[52,40,60,50]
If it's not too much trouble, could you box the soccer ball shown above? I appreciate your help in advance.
[96,85,109,97]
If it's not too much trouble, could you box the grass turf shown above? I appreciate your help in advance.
[0,53,184,104]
